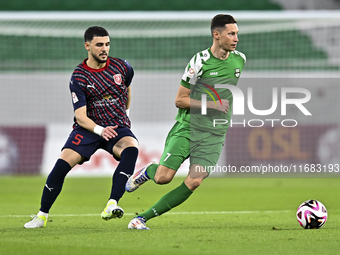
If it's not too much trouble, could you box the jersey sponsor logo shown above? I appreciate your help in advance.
[114,74,122,85]
[103,94,111,100]
[188,67,195,78]
[72,92,79,103]
[235,68,240,78]
[210,72,218,76]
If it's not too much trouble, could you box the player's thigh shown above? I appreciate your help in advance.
[159,132,190,172]
[59,148,84,168]
[190,135,224,176]
[102,126,138,160]
[112,136,139,158]
[62,127,101,165]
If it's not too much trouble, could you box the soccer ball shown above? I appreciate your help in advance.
[296,199,327,229]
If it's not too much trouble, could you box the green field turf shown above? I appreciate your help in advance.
[0,176,339,255]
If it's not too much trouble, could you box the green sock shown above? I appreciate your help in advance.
[139,182,193,221]
[146,163,159,181]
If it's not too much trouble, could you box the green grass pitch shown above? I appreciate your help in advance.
[0,176,339,255]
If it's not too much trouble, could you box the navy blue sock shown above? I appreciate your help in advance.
[110,147,138,202]
[40,159,71,213]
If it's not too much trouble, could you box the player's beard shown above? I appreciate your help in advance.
[92,52,108,64]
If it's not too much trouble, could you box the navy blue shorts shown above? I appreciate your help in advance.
[62,125,137,164]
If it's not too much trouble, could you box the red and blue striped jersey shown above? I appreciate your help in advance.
[69,57,134,129]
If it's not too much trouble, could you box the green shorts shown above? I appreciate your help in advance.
[159,121,225,172]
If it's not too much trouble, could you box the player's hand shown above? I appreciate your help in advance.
[102,125,118,141]
[210,99,229,113]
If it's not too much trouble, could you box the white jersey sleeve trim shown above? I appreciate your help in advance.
[181,51,206,85]
[232,50,247,63]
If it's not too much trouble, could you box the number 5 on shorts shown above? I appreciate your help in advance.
[72,134,83,145]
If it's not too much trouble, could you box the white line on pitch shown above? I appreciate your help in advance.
[0,210,292,218]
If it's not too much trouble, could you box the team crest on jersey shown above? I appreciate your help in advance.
[114,74,122,85]
[235,68,240,78]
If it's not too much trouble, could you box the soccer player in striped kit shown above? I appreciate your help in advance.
[25,26,138,228]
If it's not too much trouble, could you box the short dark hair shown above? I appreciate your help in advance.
[84,26,109,42]
[210,14,237,36]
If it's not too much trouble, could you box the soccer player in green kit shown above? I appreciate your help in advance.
[126,14,246,230]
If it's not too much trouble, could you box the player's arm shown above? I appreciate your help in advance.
[126,86,131,109]
[74,106,118,141]
[126,86,131,116]
[125,60,134,117]
[70,76,117,141]
[175,84,229,113]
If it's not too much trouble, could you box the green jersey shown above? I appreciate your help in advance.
[176,48,246,135]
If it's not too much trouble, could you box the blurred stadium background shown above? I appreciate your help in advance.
[0,0,339,176]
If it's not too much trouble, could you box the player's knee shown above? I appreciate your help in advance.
[154,165,176,184]
[154,174,172,184]
[121,146,138,160]
[185,178,203,191]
